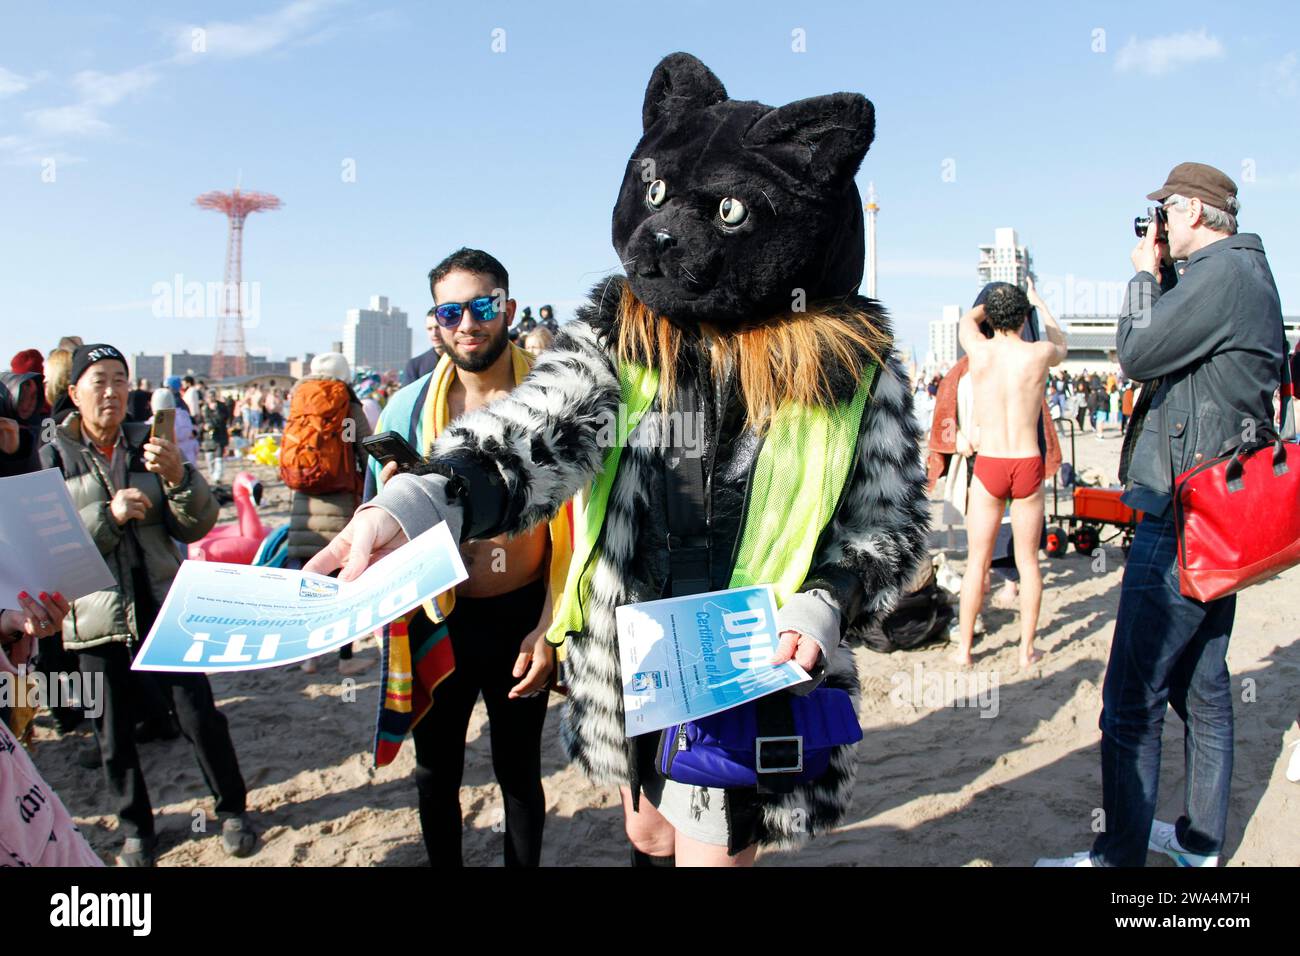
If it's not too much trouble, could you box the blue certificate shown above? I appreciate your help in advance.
[616,585,809,736]
[133,523,467,673]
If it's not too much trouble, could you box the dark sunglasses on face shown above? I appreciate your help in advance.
[432,295,500,328]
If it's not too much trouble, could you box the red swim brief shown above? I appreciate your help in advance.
[973,455,1044,500]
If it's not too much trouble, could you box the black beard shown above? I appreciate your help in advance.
[442,325,509,373]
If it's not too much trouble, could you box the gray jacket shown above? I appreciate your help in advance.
[1118,233,1285,516]
[38,414,219,651]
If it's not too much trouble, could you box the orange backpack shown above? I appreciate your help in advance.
[279,379,358,495]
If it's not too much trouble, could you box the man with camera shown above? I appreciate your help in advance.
[1038,163,1285,868]
[38,344,258,866]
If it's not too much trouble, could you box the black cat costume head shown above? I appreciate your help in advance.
[612,52,875,326]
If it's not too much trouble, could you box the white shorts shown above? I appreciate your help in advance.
[641,773,730,847]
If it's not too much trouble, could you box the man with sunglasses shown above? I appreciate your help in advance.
[358,248,573,867]
[1037,162,1285,868]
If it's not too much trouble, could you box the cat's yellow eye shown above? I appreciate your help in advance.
[719,196,748,225]
[646,179,667,207]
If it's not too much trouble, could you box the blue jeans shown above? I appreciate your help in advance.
[1090,514,1235,866]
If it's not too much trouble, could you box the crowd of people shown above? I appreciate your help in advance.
[2,160,1297,869]
[916,162,1297,869]
[915,360,1139,442]
[0,268,575,867]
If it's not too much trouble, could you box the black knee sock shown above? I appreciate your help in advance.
[630,846,675,867]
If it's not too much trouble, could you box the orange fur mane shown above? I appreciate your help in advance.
[614,284,890,430]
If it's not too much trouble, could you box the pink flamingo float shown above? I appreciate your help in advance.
[189,471,269,564]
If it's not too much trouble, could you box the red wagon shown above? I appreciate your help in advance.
[1045,420,1141,558]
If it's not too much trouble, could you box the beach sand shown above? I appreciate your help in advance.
[27,422,1300,866]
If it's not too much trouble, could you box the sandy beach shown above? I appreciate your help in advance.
[26,425,1300,866]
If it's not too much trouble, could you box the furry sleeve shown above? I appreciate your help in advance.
[801,349,931,635]
[419,317,621,540]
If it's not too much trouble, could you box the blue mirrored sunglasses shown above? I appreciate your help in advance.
[433,295,499,328]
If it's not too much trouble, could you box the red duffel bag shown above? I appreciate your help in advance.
[1172,435,1300,601]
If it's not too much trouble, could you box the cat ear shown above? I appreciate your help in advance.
[743,93,875,186]
[642,52,728,131]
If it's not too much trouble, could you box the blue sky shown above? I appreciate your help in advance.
[2,0,1297,369]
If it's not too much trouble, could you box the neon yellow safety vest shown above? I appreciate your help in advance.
[546,360,877,647]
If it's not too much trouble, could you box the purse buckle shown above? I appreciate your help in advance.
[755,735,803,774]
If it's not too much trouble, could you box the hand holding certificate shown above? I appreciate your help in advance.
[616,585,810,736]
[133,522,467,673]
[0,470,115,605]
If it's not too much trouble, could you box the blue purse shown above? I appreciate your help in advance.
[656,687,863,791]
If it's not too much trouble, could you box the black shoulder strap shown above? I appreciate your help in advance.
[663,377,710,598]
[754,692,799,794]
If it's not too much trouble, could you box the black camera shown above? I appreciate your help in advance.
[1134,205,1167,239]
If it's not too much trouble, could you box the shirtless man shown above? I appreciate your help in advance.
[953,278,1067,668]
[366,249,553,866]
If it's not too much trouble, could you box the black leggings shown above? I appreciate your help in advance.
[410,578,548,866]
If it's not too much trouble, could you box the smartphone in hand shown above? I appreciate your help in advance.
[360,431,422,472]
[151,408,176,445]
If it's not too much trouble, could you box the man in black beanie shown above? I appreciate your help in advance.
[40,344,259,866]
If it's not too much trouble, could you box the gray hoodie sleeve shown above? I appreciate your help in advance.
[776,588,840,696]
[360,471,463,545]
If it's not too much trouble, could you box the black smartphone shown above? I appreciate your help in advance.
[361,431,422,471]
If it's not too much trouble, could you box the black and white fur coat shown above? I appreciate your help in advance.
[376,280,930,848]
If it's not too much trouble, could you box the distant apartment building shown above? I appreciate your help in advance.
[129,351,296,384]
[247,355,293,377]
[927,305,962,371]
[977,227,1034,289]
[163,351,212,380]
[130,354,165,386]
[344,295,410,374]
[288,354,316,379]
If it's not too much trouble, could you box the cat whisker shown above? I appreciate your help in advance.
[679,265,698,283]
[760,189,777,215]
[597,276,616,313]
[578,261,634,279]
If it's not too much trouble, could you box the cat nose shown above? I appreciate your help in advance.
[654,231,677,254]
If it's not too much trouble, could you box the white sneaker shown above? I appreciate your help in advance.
[1034,850,1094,867]
[1148,819,1220,867]
[1285,741,1300,784]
